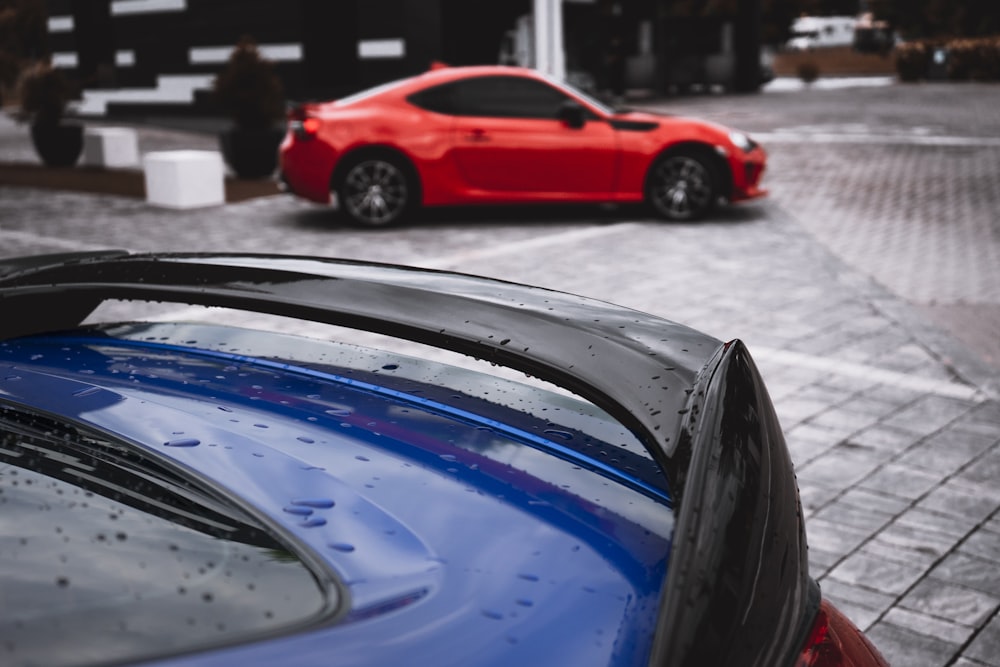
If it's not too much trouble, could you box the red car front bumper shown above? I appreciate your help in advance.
[728,146,769,203]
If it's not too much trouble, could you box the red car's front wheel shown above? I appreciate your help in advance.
[645,150,718,222]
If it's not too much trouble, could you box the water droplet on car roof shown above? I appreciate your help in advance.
[164,438,200,448]
[291,498,335,508]
[299,517,327,528]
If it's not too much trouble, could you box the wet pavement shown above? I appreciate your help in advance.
[2,78,999,666]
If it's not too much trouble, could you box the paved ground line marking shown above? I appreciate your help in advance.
[414,222,643,270]
[754,132,1000,147]
[762,76,895,92]
[52,218,979,404]
[147,222,643,322]
[0,230,122,252]
[752,346,986,402]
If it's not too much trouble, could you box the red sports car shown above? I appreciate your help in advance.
[279,64,767,227]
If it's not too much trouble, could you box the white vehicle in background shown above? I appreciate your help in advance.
[786,15,858,50]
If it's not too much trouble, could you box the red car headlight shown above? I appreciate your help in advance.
[728,130,758,153]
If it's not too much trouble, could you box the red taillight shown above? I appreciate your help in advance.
[287,104,319,140]
[796,600,889,667]
[301,117,321,135]
[796,606,839,667]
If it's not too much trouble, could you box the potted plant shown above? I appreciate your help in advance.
[15,61,83,167]
[213,36,286,180]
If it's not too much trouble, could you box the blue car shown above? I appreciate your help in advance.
[0,252,887,667]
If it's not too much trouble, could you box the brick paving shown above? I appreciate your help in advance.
[2,79,1000,666]
[638,81,1000,377]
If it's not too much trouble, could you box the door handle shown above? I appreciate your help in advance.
[464,128,490,142]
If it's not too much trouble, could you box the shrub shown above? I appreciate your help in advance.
[0,51,14,105]
[212,35,285,129]
[895,35,1000,82]
[948,36,1000,80]
[894,41,932,81]
[796,61,820,84]
[0,51,18,94]
[14,60,77,125]
[978,38,1000,80]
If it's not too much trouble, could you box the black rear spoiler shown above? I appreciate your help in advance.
[650,340,818,666]
[0,251,815,665]
[0,251,712,483]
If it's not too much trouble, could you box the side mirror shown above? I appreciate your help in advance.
[557,100,586,129]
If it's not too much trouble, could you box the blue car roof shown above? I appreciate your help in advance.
[0,323,675,667]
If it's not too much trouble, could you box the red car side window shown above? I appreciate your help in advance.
[411,76,572,120]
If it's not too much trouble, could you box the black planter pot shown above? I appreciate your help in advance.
[219,126,285,180]
[30,122,83,168]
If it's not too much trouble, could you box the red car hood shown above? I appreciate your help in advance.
[612,109,734,141]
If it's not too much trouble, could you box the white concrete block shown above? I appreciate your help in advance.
[143,150,225,209]
[83,127,140,168]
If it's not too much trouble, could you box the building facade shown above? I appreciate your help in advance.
[43,0,762,117]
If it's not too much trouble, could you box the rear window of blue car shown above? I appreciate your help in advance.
[0,404,335,667]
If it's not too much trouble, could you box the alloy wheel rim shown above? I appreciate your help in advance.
[343,160,408,225]
[651,156,712,220]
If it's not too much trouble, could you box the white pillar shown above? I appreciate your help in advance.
[532,0,565,80]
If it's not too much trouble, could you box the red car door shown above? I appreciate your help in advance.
[446,75,618,197]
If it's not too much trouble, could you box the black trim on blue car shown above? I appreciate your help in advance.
[0,251,816,667]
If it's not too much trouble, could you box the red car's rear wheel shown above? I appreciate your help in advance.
[336,154,416,228]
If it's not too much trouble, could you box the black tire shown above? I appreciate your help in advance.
[645,149,718,222]
[335,152,417,228]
